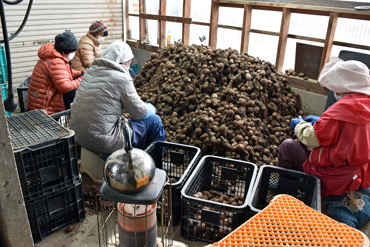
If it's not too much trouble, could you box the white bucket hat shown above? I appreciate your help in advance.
[318,57,370,96]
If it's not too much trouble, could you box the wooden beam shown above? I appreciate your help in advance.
[282,74,329,96]
[125,0,129,39]
[159,0,167,47]
[127,40,161,52]
[140,14,192,23]
[241,5,252,53]
[218,24,242,31]
[139,0,146,42]
[319,12,338,72]
[276,8,291,73]
[191,21,210,26]
[182,0,191,45]
[209,0,220,49]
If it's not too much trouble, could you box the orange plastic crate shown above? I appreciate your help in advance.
[211,194,369,247]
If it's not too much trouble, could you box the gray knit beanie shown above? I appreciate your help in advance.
[54,31,78,54]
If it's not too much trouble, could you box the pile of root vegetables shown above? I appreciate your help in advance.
[134,43,303,167]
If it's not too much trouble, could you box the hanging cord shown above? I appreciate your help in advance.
[0,0,33,43]
[0,0,33,112]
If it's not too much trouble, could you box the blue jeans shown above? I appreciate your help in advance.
[324,187,370,229]
[101,114,166,161]
[129,114,166,150]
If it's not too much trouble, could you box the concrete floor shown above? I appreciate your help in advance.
[34,214,209,247]
[35,174,209,247]
[34,175,370,247]
[34,210,370,247]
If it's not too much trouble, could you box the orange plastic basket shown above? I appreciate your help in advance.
[211,194,369,247]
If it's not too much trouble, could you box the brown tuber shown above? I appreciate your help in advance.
[134,43,301,167]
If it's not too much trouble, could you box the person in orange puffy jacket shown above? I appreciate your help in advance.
[27,31,83,114]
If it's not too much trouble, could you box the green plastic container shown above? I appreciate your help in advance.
[0,45,7,83]
[1,83,12,116]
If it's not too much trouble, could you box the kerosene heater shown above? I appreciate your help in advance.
[97,118,177,247]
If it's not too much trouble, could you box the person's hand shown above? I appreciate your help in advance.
[141,103,157,120]
[290,116,303,131]
[303,115,320,125]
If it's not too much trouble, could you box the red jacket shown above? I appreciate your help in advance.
[27,43,82,114]
[303,93,370,196]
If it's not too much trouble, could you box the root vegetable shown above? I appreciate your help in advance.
[134,43,303,167]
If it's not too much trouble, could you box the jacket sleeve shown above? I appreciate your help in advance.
[314,119,341,146]
[79,40,95,68]
[120,77,147,120]
[49,58,81,93]
[294,121,320,149]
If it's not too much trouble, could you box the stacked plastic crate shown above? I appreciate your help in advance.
[7,110,85,243]
[0,45,11,116]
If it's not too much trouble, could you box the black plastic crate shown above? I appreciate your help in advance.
[26,181,85,243]
[17,76,30,112]
[145,141,201,226]
[8,110,80,200]
[248,165,321,217]
[181,155,257,243]
[14,132,81,201]
[50,109,81,159]
[50,109,71,129]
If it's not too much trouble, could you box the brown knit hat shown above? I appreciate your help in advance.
[89,21,108,37]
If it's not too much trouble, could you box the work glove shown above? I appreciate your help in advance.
[303,115,320,125]
[290,116,303,131]
[141,103,157,120]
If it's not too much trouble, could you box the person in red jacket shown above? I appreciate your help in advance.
[279,58,370,229]
[27,31,83,114]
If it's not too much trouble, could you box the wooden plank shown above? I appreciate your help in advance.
[218,24,242,31]
[127,40,161,52]
[159,0,167,47]
[139,0,146,42]
[125,0,130,40]
[319,12,338,72]
[333,41,370,51]
[250,29,279,36]
[241,5,252,53]
[140,14,192,23]
[276,8,291,73]
[214,0,370,16]
[191,21,210,26]
[282,74,329,95]
[209,0,220,49]
[182,0,191,45]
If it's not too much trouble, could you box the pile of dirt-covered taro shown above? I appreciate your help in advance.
[133,43,303,167]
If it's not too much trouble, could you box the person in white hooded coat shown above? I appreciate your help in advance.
[70,40,165,155]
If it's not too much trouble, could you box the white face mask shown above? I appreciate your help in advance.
[68,52,75,61]
[97,36,105,42]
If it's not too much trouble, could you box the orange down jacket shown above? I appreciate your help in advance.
[71,32,103,74]
[27,43,82,114]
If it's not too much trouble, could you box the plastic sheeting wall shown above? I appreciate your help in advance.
[1,0,123,88]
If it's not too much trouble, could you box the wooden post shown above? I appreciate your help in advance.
[320,12,339,72]
[275,8,291,73]
[209,0,219,49]
[241,5,252,53]
[182,0,191,45]
[158,0,167,47]
[139,0,146,42]
[125,0,130,40]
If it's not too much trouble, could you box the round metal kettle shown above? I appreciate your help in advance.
[103,118,156,193]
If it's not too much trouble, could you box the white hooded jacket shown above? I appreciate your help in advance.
[70,41,147,154]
